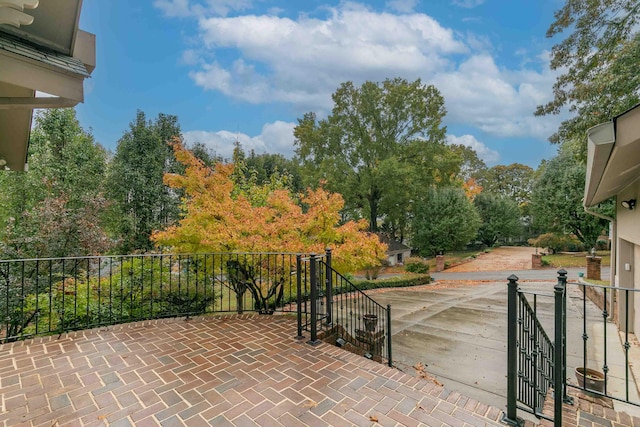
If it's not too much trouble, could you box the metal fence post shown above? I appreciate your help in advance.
[296,255,304,340]
[502,274,522,426]
[386,304,392,367]
[325,248,333,326]
[558,269,573,404]
[554,275,565,427]
[308,254,320,345]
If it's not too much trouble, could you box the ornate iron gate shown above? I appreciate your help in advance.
[516,290,554,415]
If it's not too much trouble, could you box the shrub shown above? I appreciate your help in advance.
[404,257,430,274]
[19,258,217,337]
[353,275,431,291]
[528,233,585,254]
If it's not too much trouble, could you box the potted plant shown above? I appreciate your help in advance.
[575,367,606,393]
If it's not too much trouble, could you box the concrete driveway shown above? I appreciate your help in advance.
[368,247,625,412]
[370,280,515,409]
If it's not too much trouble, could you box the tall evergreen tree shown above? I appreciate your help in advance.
[0,108,110,258]
[106,111,182,253]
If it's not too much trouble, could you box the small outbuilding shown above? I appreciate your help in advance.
[378,234,412,266]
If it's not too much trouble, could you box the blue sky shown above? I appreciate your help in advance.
[76,0,567,168]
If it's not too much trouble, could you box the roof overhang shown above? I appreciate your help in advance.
[0,0,82,55]
[0,0,94,171]
[584,104,640,207]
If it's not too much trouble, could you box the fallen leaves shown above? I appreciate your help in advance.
[413,362,443,386]
[302,400,317,408]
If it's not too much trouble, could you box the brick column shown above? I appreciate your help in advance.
[532,254,542,269]
[436,255,445,272]
[586,256,601,280]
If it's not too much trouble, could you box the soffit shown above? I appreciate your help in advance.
[0,82,32,170]
[0,0,82,55]
[584,104,640,207]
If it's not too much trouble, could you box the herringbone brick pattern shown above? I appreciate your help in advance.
[1,315,506,426]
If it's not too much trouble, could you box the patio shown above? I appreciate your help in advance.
[0,314,506,426]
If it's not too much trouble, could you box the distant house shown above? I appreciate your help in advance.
[378,234,412,266]
[584,103,640,332]
[0,0,95,170]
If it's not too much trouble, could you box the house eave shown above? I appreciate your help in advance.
[584,104,640,207]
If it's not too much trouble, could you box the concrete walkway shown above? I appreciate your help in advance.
[0,315,506,426]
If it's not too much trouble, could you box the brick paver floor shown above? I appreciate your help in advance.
[0,315,506,426]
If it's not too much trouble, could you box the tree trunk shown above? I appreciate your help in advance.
[369,198,378,232]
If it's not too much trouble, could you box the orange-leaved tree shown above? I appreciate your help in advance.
[152,139,386,312]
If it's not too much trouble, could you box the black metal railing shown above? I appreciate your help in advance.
[296,250,392,366]
[504,273,558,425]
[567,280,639,405]
[505,270,640,427]
[1,252,304,343]
[516,287,555,415]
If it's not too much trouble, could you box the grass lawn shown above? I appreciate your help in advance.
[542,251,611,268]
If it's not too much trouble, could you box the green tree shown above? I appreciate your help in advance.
[294,78,451,236]
[477,164,534,208]
[531,152,611,248]
[245,150,303,194]
[189,141,222,168]
[536,0,640,158]
[474,193,521,247]
[449,144,487,182]
[411,187,480,256]
[105,111,182,253]
[0,109,110,258]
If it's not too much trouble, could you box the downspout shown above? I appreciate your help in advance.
[584,205,616,321]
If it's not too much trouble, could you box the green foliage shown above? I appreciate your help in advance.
[477,164,534,208]
[528,233,585,254]
[449,144,488,182]
[536,0,640,156]
[531,152,610,247]
[189,141,223,167]
[105,111,183,252]
[404,257,430,274]
[19,258,216,337]
[474,193,522,247]
[0,109,111,259]
[411,187,481,256]
[352,274,431,290]
[244,149,303,194]
[294,78,454,239]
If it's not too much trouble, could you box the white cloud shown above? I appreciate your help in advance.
[154,0,253,17]
[180,49,201,65]
[446,134,500,164]
[189,5,466,110]
[433,54,563,139]
[183,121,297,159]
[386,0,418,13]
[452,0,485,8]
[159,2,564,146]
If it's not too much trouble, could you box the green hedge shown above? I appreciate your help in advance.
[352,274,431,291]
